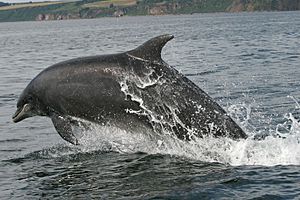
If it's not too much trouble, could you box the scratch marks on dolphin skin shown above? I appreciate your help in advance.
[119,70,197,140]
[127,53,148,62]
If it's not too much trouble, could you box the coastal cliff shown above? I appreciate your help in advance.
[228,0,300,12]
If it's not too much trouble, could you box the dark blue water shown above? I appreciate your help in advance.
[0,12,300,199]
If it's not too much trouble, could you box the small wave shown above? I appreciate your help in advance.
[3,145,76,164]
[0,138,27,143]
[0,149,23,152]
[0,93,19,102]
[185,71,217,77]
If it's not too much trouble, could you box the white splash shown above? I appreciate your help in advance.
[230,115,300,166]
[69,99,300,167]
[78,125,161,154]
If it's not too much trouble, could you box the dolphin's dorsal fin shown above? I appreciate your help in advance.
[127,34,174,63]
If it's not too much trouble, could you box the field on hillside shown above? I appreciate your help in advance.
[82,0,137,8]
[0,1,65,11]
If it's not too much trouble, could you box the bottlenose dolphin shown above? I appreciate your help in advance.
[13,34,247,144]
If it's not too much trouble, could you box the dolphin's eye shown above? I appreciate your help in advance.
[27,96,33,102]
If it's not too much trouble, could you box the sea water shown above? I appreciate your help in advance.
[0,11,300,199]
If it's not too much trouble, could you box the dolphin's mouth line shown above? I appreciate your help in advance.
[12,108,22,122]
[12,104,30,123]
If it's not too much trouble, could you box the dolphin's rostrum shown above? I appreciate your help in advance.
[13,35,247,144]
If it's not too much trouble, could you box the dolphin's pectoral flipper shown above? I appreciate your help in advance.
[51,114,79,145]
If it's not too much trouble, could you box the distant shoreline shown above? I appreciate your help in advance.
[2,10,300,25]
[0,0,299,23]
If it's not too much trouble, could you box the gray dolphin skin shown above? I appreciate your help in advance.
[13,34,247,145]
